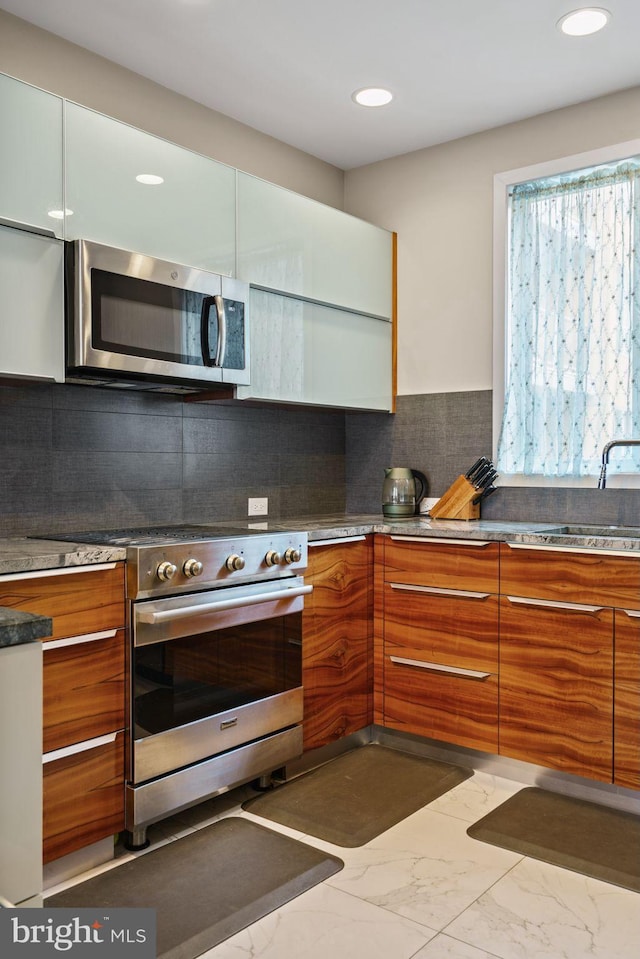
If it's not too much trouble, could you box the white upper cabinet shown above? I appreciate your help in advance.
[237,289,393,411]
[0,226,64,382]
[237,172,393,318]
[0,73,63,238]
[64,103,236,273]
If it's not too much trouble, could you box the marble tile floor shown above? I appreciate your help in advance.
[45,770,640,959]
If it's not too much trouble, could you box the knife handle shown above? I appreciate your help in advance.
[465,456,487,480]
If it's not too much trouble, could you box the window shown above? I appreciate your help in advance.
[493,143,640,485]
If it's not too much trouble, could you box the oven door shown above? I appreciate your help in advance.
[130,577,310,784]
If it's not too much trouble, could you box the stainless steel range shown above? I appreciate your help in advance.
[49,524,310,848]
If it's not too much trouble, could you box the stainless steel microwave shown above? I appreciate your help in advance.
[65,240,250,390]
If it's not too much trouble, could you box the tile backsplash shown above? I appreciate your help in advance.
[345,391,640,526]
[0,382,346,537]
[2,384,639,537]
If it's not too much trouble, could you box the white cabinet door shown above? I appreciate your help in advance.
[0,226,64,382]
[237,289,393,411]
[237,172,393,317]
[65,103,236,274]
[0,73,63,238]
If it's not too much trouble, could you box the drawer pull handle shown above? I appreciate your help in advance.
[310,536,366,547]
[389,655,491,680]
[505,595,605,613]
[390,536,492,547]
[42,731,118,764]
[390,583,490,600]
[619,608,640,619]
[504,542,640,558]
[43,629,118,650]
[0,562,118,583]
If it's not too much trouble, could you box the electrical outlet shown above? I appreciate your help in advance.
[248,497,268,516]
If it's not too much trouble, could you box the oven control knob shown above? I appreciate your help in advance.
[183,558,204,578]
[156,561,178,582]
[225,553,246,571]
[265,550,282,567]
[284,547,302,565]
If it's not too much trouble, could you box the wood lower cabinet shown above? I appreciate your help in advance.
[500,542,640,608]
[43,628,126,755]
[499,543,640,786]
[499,595,613,781]
[614,608,640,790]
[0,563,125,641]
[0,561,126,864]
[42,732,125,864]
[302,536,372,751]
[377,536,500,752]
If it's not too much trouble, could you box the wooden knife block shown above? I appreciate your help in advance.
[429,475,480,521]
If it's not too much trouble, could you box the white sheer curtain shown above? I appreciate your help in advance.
[497,159,640,477]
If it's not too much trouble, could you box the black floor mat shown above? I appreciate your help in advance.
[47,817,343,958]
[243,744,473,847]
[467,786,640,893]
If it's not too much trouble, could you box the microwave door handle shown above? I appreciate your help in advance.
[200,295,217,366]
[213,294,227,367]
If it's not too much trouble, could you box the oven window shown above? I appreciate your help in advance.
[91,269,206,366]
[133,613,302,738]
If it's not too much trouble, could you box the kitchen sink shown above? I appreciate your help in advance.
[545,524,640,538]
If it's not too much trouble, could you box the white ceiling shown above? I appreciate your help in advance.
[3,0,640,170]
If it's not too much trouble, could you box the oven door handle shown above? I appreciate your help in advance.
[137,583,313,625]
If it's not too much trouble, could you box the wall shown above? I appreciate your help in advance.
[0,382,345,537]
[0,10,344,207]
[4,10,640,529]
[344,84,640,397]
[0,11,352,538]
[343,87,640,522]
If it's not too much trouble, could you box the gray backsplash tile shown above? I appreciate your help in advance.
[0,383,348,536]
[53,408,183,453]
[3,383,640,537]
[34,488,184,535]
[183,451,282,489]
[52,383,183,417]
[0,404,53,449]
[52,451,183,492]
[345,391,640,524]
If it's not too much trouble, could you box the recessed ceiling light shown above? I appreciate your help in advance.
[557,7,611,36]
[135,174,164,185]
[47,208,73,219]
[352,87,393,107]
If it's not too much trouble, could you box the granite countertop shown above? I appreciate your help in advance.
[0,537,127,578]
[292,514,640,552]
[3,514,638,648]
[2,516,640,584]
[0,608,53,649]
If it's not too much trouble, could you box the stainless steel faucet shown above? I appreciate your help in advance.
[597,439,640,488]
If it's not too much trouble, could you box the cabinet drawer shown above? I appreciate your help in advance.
[383,537,499,592]
[500,543,640,608]
[384,584,498,672]
[383,655,498,752]
[0,563,125,640]
[42,731,125,864]
[499,596,613,782]
[43,628,126,753]
[614,609,640,790]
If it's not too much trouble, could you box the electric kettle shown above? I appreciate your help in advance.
[382,467,428,518]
